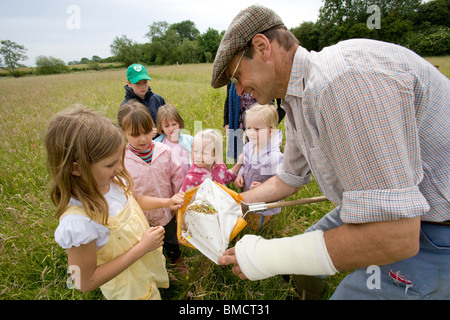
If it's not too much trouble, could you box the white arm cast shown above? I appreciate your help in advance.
[235,230,338,281]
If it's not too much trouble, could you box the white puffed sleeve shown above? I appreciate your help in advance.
[54,214,109,250]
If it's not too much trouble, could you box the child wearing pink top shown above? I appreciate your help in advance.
[155,104,193,177]
[181,129,242,192]
[118,100,185,268]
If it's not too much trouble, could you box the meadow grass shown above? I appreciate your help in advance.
[0,59,448,300]
[425,56,450,78]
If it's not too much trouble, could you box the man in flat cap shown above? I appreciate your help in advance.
[215,5,450,299]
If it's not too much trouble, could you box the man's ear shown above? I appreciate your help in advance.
[251,34,271,62]
[72,162,81,176]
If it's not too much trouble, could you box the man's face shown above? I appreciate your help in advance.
[225,42,276,105]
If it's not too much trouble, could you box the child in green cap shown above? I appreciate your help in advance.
[121,63,166,137]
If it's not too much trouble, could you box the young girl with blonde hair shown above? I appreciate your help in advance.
[180,129,242,192]
[155,104,193,177]
[234,103,284,229]
[118,100,185,267]
[46,107,184,300]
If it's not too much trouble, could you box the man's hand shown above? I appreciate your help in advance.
[218,247,248,280]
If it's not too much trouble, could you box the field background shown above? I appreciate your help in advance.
[0,58,448,300]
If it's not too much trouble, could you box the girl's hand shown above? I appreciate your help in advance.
[168,191,185,210]
[234,175,244,188]
[250,181,261,189]
[138,226,165,253]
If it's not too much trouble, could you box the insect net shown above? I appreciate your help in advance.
[177,178,247,264]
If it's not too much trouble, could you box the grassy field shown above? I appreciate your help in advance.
[425,56,450,78]
[0,58,448,300]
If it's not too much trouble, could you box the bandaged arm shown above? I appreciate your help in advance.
[235,230,337,280]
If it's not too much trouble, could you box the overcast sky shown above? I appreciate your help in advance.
[0,0,323,66]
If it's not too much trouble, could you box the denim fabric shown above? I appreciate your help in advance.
[307,207,450,299]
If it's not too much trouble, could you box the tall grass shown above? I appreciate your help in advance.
[1,59,448,300]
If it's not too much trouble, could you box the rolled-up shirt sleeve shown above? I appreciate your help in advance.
[342,187,429,223]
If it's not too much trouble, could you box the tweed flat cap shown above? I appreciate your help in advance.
[211,5,285,88]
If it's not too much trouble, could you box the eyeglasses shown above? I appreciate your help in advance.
[229,50,246,85]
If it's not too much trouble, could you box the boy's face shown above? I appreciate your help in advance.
[127,79,148,99]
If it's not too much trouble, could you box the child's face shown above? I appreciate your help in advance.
[246,114,271,148]
[162,119,180,142]
[192,137,215,167]
[125,129,154,152]
[90,144,124,195]
[127,79,148,99]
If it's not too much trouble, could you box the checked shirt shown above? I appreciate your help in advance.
[277,39,450,224]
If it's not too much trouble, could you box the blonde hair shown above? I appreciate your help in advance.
[156,104,185,135]
[118,99,155,136]
[45,107,133,225]
[244,103,279,129]
[193,129,224,164]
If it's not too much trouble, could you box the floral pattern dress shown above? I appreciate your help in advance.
[180,163,237,192]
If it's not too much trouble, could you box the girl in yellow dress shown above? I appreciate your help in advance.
[45,107,184,300]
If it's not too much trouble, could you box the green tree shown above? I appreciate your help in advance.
[0,40,28,74]
[169,20,200,41]
[177,38,201,64]
[145,22,179,64]
[204,52,213,63]
[316,0,422,49]
[291,21,320,51]
[145,21,170,42]
[146,21,203,64]
[110,35,141,66]
[407,26,450,56]
[416,0,449,28]
[35,55,69,74]
[149,41,169,65]
[197,28,222,62]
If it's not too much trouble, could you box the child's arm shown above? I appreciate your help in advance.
[229,153,244,175]
[134,192,185,211]
[66,226,165,293]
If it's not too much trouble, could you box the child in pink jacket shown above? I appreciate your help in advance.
[118,100,184,266]
[181,129,242,192]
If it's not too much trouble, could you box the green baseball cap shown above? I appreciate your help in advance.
[127,63,151,84]
[211,5,284,88]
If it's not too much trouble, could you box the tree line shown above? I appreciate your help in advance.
[110,20,223,66]
[1,0,448,76]
[293,0,449,56]
[111,0,448,66]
